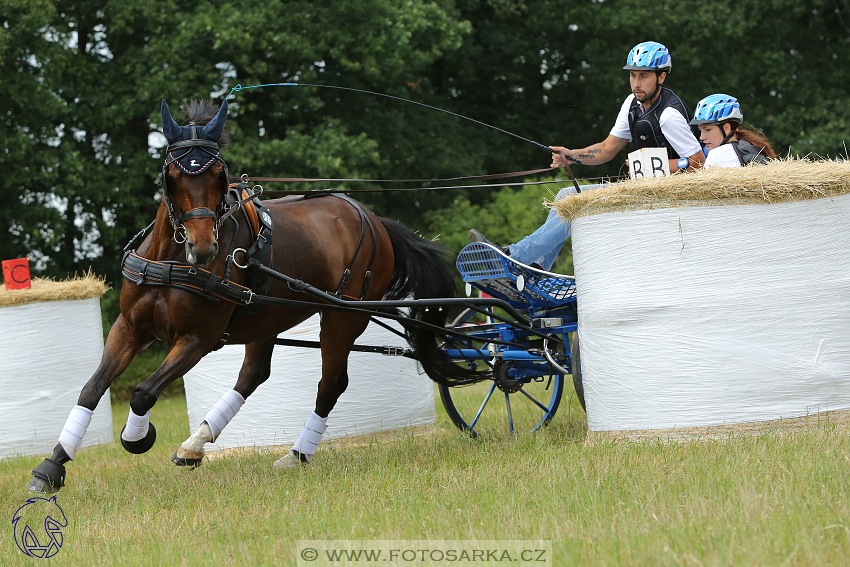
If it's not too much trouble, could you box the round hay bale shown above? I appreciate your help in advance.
[553,160,850,441]
[0,274,114,458]
[183,315,436,452]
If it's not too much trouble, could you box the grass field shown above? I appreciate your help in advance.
[2,387,850,566]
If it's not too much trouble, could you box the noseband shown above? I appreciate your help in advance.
[160,129,230,243]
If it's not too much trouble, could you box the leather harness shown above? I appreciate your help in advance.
[121,186,377,349]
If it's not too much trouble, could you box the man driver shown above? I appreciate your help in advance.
[469,41,704,271]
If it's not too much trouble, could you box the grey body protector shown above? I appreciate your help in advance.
[731,140,769,166]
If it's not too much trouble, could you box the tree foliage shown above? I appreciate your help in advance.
[2,0,848,285]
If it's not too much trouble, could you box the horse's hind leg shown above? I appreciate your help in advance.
[173,337,277,468]
[274,312,369,470]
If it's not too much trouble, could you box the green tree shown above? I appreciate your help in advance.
[1,0,474,284]
[3,0,849,287]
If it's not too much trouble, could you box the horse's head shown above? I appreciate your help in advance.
[160,99,230,266]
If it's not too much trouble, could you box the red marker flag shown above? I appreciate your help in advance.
[2,258,32,290]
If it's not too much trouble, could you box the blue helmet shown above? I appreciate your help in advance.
[623,41,672,72]
[689,94,743,125]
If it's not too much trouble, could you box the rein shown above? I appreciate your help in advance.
[235,167,554,184]
[228,169,622,197]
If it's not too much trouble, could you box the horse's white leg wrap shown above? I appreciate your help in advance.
[291,412,328,457]
[121,409,151,443]
[58,405,93,460]
[203,389,245,441]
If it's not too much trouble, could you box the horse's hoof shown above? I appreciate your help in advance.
[28,458,65,493]
[27,476,61,494]
[171,451,203,470]
[273,451,309,471]
[120,423,157,454]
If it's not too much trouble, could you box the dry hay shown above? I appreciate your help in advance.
[586,408,850,445]
[0,271,109,309]
[552,158,850,222]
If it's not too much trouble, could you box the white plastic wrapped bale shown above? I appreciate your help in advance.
[0,278,113,458]
[183,315,435,451]
[554,160,850,440]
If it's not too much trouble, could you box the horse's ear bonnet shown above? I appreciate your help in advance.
[161,99,228,175]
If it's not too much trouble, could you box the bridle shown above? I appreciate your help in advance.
[160,127,230,243]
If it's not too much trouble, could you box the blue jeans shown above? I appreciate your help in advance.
[508,185,601,271]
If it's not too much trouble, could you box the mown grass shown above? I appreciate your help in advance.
[2,389,850,566]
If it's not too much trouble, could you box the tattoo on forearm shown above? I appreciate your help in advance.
[575,149,602,160]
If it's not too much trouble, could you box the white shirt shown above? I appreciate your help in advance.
[703,144,742,169]
[610,94,703,159]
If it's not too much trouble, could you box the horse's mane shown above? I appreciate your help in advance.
[178,99,231,148]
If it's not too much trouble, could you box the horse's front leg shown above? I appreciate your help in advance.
[28,314,146,493]
[173,338,277,468]
[116,334,212,459]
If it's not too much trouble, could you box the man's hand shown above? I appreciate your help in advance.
[549,146,573,168]
[549,136,629,168]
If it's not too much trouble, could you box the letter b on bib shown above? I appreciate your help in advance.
[628,147,670,180]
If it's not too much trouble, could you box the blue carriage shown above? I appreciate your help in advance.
[438,242,584,436]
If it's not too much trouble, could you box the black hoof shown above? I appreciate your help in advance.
[120,423,157,454]
[28,458,66,493]
[171,452,203,469]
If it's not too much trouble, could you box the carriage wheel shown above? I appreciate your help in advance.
[438,309,564,437]
[570,332,585,411]
[438,364,564,437]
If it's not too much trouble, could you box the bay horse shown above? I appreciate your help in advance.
[28,98,474,493]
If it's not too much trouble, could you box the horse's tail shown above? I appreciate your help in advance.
[379,218,487,386]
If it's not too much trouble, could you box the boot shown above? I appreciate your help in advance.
[468,229,511,256]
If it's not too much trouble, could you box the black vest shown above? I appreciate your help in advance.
[628,86,701,159]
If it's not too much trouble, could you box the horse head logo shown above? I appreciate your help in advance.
[12,495,67,558]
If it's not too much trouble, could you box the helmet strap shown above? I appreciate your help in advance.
[721,122,737,145]
[645,73,663,104]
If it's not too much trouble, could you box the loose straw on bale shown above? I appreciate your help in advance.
[551,158,850,222]
[0,271,109,309]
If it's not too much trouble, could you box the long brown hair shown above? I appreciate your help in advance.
[724,121,776,160]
